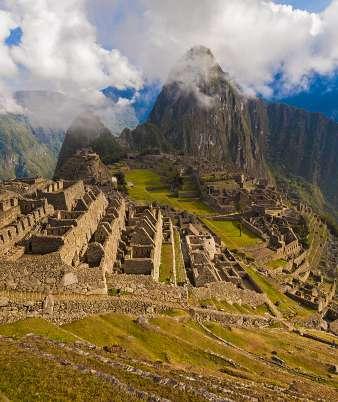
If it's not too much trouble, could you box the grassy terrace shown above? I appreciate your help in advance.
[159,243,174,283]
[1,314,337,400]
[202,219,262,249]
[244,266,315,319]
[199,298,270,315]
[126,169,214,216]
[266,259,288,270]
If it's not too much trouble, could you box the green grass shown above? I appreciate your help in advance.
[1,313,337,398]
[266,259,288,270]
[199,299,270,316]
[244,266,315,319]
[204,323,338,383]
[63,313,234,371]
[202,219,262,249]
[159,243,174,283]
[0,318,77,342]
[126,169,214,216]
[174,229,187,284]
[0,342,138,402]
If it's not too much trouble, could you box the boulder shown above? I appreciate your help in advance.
[329,320,338,336]
[0,297,9,307]
[43,294,55,315]
[61,272,78,287]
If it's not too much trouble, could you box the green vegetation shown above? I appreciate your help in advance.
[1,313,337,400]
[0,342,139,402]
[199,299,270,315]
[202,219,262,249]
[91,131,126,164]
[159,243,174,283]
[204,323,338,382]
[126,169,214,215]
[266,259,288,270]
[306,213,329,269]
[0,114,56,179]
[0,318,77,342]
[244,266,315,319]
[174,229,187,284]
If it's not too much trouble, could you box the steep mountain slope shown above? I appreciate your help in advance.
[143,46,338,218]
[149,46,268,178]
[55,113,124,177]
[119,123,172,154]
[266,103,338,208]
[0,114,56,178]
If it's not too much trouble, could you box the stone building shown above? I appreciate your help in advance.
[0,178,126,295]
[122,205,163,280]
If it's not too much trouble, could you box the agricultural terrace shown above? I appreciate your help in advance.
[126,169,214,216]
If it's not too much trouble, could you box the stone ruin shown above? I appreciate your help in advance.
[177,213,257,290]
[119,205,163,280]
[0,175,125,294]
[242,210,301,262]
[285,274,336,313]
[198,171,284,215]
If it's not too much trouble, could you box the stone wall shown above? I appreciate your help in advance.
[106,273,186,304]
[0,202,54,250]
[190,281,266,307]
[29,190,108,266]
[0,292,277,327]
[38,181,85,211]
[88,197,126,274]
[0,253,106,295]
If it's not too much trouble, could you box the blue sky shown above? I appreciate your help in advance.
[276,0,332,12]
[1,0,338,122]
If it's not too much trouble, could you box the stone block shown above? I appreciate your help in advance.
[0,297,9,307]
[61,272,78,287]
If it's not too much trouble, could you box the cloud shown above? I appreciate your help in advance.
[1,0,338,119]
[107,0,338,97]
[0,0,142,121]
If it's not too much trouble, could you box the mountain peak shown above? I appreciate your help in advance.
[167,45,223,88]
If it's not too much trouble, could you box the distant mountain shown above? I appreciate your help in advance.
[0,114,56,179]
[54,112,125,178]
[120,123,172,154]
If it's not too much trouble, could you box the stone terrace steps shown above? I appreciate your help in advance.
[7,334,328,402]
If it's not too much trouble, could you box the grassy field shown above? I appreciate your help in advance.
[1,314,337,400]
[202,219,262,249]
[199,299,270,315]
[204,322,338,383]
[159,243,175,283]
[0,318,77,342]
[266,259,288,270]
[244,266,315,319]
[126,169,214,216]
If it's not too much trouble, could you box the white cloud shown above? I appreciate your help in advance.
[0,0,142,118]
[1,0,338,118]
[109,0,338,96]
